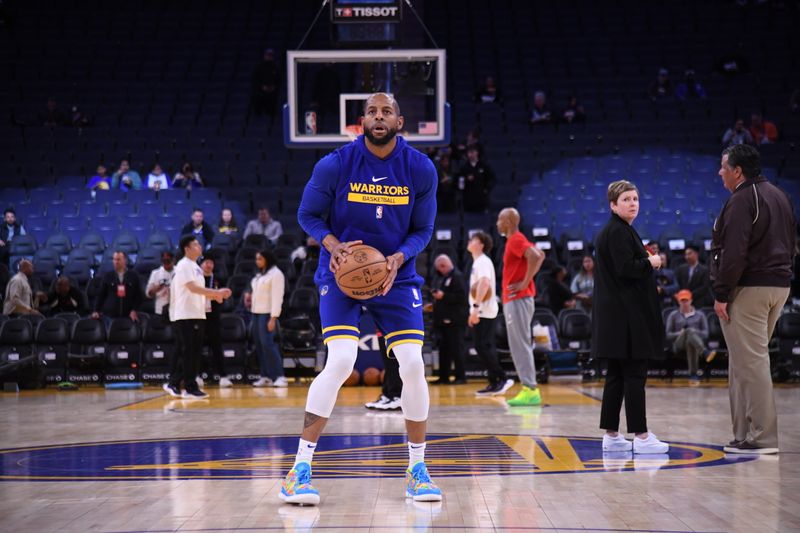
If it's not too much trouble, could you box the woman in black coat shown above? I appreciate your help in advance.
[592,180,669,454]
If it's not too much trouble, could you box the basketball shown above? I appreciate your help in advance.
[470,282,493,303]
[334,244,388,300]
[363,367,382,386]
[344,369,360,386]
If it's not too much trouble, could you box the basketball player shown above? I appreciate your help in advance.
[281,93,440,505]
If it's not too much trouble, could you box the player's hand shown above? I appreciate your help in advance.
[714,300,730,323]
[468,311,480,327]
[380,252,405,296]
[267,317,277,332]
[507,281,527,293]
[329,239,363,273]
[219,288,232,299]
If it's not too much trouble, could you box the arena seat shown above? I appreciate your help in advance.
[141,317,175,379]
[219,314,249,375]
[105,318,141,380]
[35,317,70,384]
[32,248,60,286]
[0,319,36,368]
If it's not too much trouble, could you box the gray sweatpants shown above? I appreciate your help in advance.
[503,296,537,388]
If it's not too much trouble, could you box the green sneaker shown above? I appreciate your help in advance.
[507,386,542,406]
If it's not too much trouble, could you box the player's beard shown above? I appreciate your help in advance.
[364,123,397,146]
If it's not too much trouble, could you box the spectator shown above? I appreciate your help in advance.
[44,276,87,316]
[146,164,171,190]
[436,154,457,212]
[235,290,254,328]
[250,249,287,388]
[676,245,713,308]
[146,251,176,322]
[675,69,708,101]
[561,95,586,124]
[3,260,42,316]
[243,207,283,244]
[654,251,679,305]
[39,97,67,127]
[722,119,754,147]
[452,129,481,165]
[458,145,495,213]
[0,208,26,266]
[87,165,110,191]
[475,76,501,104]
[749,112,778,145]
[547,266,576,312]
[111,159,143,191]
[200,256,232,388]
[290,235,320,273]
[665,289,710,385]
[172,162,204,190]
[570,255,595,311]
[69,104,92,127]
[529,91,552,125]
[181,209,215,249]
[467,231,510,396]
[217,208,240,237]
[431,254,468,385]
[648,68,673,101]
[251,48,279,118]
[91,251,142,324]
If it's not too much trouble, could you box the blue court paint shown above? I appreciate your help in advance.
[0,433,755,481]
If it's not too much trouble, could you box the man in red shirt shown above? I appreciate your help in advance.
[497,208,545,406]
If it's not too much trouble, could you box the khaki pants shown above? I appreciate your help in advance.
[720,286,789,448]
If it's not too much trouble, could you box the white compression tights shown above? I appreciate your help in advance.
[304,339,430,422]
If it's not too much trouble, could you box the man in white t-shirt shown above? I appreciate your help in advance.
[467,231,513,396]
[164,235,232,399]
[146,251,175,321]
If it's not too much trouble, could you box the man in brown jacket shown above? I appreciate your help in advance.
[712,144,796,455]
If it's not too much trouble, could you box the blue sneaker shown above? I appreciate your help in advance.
[405,462,442,502]
[280,462,320,505]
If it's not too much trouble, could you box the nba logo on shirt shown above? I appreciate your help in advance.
[375,206,383,219]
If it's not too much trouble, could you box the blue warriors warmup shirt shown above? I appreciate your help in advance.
[297,135,437,285]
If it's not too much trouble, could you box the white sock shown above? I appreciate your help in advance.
[408,441,426,469]
[294,438,317,467]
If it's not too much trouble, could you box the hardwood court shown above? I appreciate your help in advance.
[1,379,799,533]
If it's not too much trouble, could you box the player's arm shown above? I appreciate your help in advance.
[507,245,544,293]
[297,154,362,271]
[184,279,231,302]
[382,158,437,295]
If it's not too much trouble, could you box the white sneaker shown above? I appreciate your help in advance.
[272,376,289,388]
[195,376,204,388]
[366,395,402,410]
[634,433,669,454]
[365,395,391,409]
[494,378,515,396]
[218,376,233,388]
[602,433,633,452]
[252,377,272,387]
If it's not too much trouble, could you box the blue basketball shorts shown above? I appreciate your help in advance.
[317,278,425,354]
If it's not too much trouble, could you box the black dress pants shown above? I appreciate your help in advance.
[472,317,505,384]
[170,319,206,392]
[379,336,402,399]
[436,324,466,381]
[204,314,226,377]
[599,358,649,434]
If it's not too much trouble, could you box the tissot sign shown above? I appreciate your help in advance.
[331,3,402,23]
